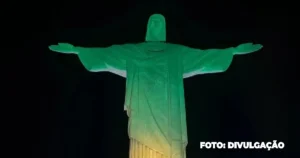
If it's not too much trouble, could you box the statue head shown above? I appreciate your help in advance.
[145,14,166,42]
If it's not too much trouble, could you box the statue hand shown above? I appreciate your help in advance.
[49,43,78,54]
[234,43,263,55]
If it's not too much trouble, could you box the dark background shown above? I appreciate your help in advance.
[36,0,289,158]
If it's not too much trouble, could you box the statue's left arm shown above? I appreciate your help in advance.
[49,43,137,77]
[182,43,263,78]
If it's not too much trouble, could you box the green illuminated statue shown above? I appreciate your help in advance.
[49,14,262,158]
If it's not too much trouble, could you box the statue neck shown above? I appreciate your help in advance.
[144,41,167,52]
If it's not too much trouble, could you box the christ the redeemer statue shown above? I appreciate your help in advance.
[49,14,262,158]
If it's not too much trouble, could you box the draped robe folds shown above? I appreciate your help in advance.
[76,43,234,158]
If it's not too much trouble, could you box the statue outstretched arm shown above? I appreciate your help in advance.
[182,43,263,78]
[49,43,135,77]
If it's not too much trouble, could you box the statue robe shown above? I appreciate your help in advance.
[76,42,234,158]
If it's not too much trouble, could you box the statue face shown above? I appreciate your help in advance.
[145,14,166,42]
[150,19,162,36]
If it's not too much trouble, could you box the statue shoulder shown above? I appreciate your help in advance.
[167,43,185,48]
[165,43,187,53]
[115,43,141,51]
[110,43,143,59]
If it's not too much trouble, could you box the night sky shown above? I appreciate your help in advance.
[36,0,289,158]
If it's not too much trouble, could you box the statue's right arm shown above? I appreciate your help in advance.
[49,43,131,76]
